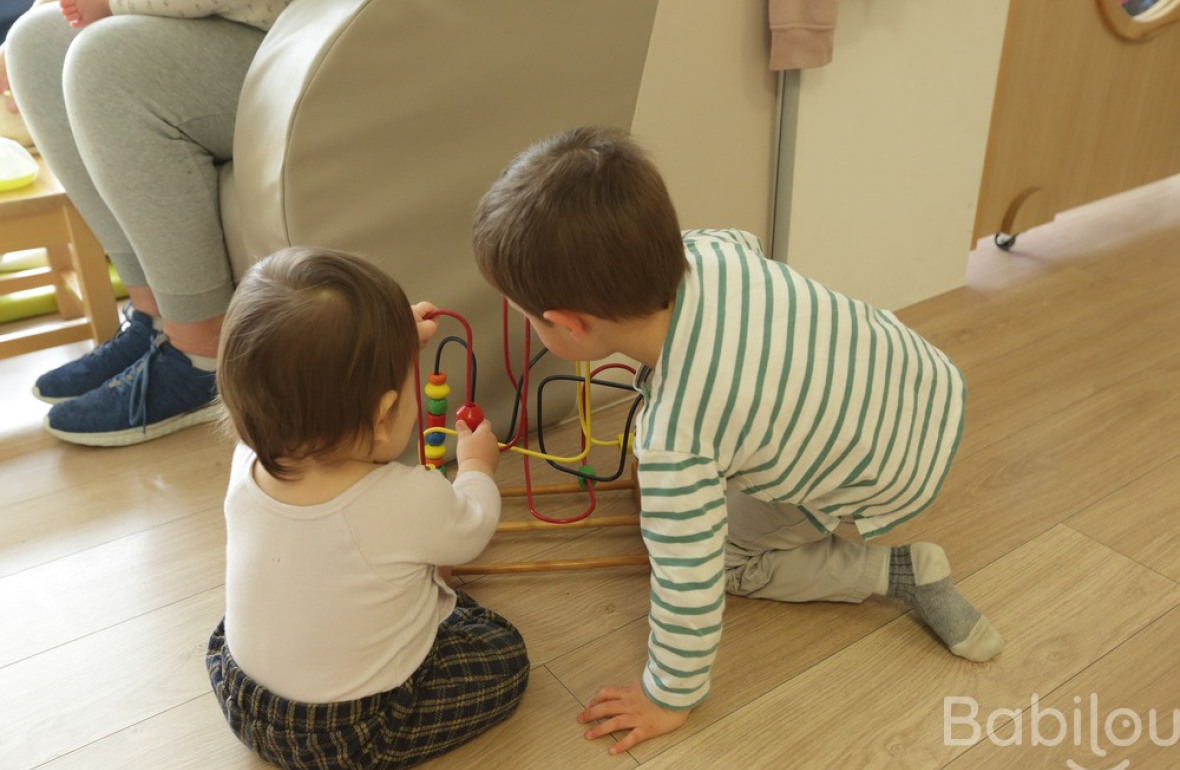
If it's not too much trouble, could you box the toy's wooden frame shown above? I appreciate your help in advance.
[452,462,647,575]
[418,306,647,575]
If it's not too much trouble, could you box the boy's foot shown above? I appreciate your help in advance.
[32,304,158,403]
[43,336,221,447]
[887,543,1004,662]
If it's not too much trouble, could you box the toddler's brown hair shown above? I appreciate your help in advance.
[217,247,418,479]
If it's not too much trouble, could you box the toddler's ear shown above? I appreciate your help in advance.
[372,389,400,441]
[541,309,589,340]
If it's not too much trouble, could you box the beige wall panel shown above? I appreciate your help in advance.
[777,0,1008,310]
[632,0,779,242]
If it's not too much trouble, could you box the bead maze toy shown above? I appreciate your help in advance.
[414,304,648,575]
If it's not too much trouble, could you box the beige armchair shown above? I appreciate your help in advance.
[219,0,659,432]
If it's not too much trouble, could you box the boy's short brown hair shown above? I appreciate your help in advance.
[217,247,418,479]
[472,126,686,320]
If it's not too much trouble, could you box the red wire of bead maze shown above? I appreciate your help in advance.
[414,304,637,525]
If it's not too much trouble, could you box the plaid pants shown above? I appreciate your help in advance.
[207,591,529,770]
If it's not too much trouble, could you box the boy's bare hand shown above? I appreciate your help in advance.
[455,418,499,476]
[411,301,439,349]
[577,681,689,755]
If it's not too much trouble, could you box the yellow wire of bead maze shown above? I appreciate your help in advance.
[414,306,646,574]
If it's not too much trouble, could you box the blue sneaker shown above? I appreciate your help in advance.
[43,336,222,447]
[33,304,158,403]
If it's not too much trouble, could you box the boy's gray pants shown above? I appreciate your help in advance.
[6,6,265,323]
[725,490,888,604]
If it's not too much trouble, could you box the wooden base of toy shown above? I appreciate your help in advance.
[452,462,648,575]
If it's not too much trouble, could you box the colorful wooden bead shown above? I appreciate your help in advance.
[576,464,596,490]
[455,402,484,429]
[424,381,450,401]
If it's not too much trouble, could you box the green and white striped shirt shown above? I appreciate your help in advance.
[633,229,965,710]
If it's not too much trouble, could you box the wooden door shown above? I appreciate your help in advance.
[974,0,1180,244]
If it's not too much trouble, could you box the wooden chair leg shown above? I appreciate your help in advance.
[63,204,119,344]
[44,243,84,320]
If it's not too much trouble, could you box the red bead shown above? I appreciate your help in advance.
[455,402,484,429]
[426,413,446,428]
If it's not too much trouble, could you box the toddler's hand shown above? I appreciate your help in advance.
[412,301,439,350]
[455,418,499,477]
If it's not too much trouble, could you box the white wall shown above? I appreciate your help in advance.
[632,0,780,242]
[773,0,1009,310]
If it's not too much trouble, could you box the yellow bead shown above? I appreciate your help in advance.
[424,382,450,400]
[424,444,446,460]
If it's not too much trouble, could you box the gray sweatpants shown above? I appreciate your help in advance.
[725,490,888,604]
[6,6,265,323]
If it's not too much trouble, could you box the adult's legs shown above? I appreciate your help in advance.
[6,5,140,288]
[8,9,264,358]
[8,7,160,406]
[10,11,265,442]
[63,14,264,357]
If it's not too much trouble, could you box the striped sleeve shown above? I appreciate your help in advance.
[636,451,728,711]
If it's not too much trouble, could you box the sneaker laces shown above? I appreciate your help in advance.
[108,334,166,432]
[88,304,150,361]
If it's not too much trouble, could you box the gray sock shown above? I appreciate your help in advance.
[887,544,1003,662]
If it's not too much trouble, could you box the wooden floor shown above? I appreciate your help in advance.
[3,175,1179,769]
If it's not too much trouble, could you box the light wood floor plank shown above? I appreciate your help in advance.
[0,507,224,668]
[419,666,640,769]
[43,668,640,770]
[0,437,229,578]
[636,525,1180,769]
[1067,456,1180,584]
[38,695,269,770]
[951,284,1180,458]
[546,586,905,760]
[460,550,650,667]
[947,603,1180,770]
[0,589,223,768]
[882,352,1180,578]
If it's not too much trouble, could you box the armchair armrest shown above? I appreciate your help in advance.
[224,0,658,432]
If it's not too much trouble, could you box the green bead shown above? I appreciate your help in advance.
[576,464,596,490]
[427,397,448,415]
